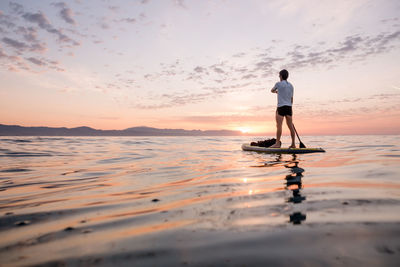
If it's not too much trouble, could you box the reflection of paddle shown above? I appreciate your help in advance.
[293,124,306,148]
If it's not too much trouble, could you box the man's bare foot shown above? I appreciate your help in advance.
[288,145,296,149]
[270,141,281,148]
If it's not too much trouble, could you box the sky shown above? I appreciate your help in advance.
[0,0,399,135]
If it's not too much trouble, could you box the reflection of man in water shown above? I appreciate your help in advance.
[270,69,296,148]
[285,158,304,202]
[266,155,306,224]
[284,155,306,224]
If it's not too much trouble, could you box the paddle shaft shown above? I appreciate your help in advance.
[293,124,306,148]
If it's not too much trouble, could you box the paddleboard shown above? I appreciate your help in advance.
[242,144,325,154]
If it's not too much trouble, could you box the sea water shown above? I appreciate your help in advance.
[1,136,399,265]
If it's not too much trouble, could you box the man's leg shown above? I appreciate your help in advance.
[285,115,296,148]
[271,111,284,148]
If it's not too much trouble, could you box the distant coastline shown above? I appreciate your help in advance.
[0,124,245,136]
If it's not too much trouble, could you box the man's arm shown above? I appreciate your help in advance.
[291,86,294,103]
[271,82,278,93]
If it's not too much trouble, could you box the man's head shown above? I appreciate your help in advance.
[279,69,289,80]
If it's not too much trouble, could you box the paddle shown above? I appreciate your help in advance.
[293,124,306,148]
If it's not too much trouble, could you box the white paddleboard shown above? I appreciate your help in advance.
[242,144,325,154]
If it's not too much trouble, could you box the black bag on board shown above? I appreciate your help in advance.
[251,138,276,147]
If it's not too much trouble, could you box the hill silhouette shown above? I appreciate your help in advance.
[0,124,243,136]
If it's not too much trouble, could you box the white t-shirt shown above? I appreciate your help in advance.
[273,80,294,107]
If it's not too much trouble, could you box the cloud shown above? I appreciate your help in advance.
[0,47,30,71]
[1,36,61,72]
[254,57,280,71]
[52,2,76,25]
[108,6,120,12]
[139,12,146,20]
[18,26,37,42]
[232,52,246,58]
[26,56,46,66]
[22,11,79,46]
[98,116,120,120]
[0,47,17,63]
[22,11,52,29]
[30,42,47,53]
[180,114,268,124]
[363,30,400,55]
[234,67,249,74]
[121,18,136,24]
[293,92,400,123]
[194,66,205,73]
[15,26,47,52]
[327,35,363,56]
[9,2,24,15]
[0,11,17,30]
[213,67,225,74]
[368,92,400,101]
[173,0,186,9]
[0,6,67,73]
[134,91,214,109]
[380,17,399,24]
[97,17,110,29]
[281,30,400,70]
[2,32,46,54]
[133,79,257,110]
[2,37,28,51]
[242,74,257,80]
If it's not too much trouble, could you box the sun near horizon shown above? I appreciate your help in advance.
[238,127,251,134]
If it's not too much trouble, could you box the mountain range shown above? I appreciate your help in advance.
[0,124,243,136]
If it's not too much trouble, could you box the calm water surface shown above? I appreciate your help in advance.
[1,136,399,265]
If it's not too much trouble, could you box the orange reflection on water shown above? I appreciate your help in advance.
[62,175,283,212]
[88,184,284,224]
[287,184,300,190]
[304,181,400,189]
[305,152,356,167]
[119,220,195,237]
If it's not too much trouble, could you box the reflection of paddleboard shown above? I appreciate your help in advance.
[242,144,325,154]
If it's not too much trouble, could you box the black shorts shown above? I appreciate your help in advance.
[277,105,293,116]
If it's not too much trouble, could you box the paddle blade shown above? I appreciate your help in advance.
[299,142,306,148]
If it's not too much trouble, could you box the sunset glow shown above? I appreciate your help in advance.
[0,0,399,134]
[238,127,251,134]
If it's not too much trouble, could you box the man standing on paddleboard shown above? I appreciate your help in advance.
[270,69,296,148]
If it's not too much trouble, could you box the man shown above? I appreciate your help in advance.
[270,69,296,148]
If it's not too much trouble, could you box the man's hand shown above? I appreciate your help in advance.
[271,88,277,93]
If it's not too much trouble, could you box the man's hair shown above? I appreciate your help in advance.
[279,69,289,80]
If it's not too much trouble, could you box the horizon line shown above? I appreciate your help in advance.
[1,123,399,136]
